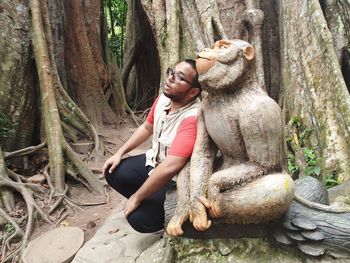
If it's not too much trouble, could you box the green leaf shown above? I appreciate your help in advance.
[313,166,321,176]
[291,115,302,128]
[323,171,339,188]
[304,166,315,176]
[304,148,316,161]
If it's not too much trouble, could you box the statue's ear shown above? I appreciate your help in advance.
[243,46,255,60]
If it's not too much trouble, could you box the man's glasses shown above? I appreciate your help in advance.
[166,67,195,87]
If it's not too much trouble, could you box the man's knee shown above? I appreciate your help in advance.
[105,166,123,189]
[127,210,164,233]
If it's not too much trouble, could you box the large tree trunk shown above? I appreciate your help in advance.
[0,0,39,151]
[64,0,117,127]
[280,0,350,182]
[122,0,160,110]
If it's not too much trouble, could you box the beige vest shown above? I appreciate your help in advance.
[145,94,200,169]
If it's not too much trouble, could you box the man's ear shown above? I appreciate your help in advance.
[190,87,201,98]
[243,46,255,60]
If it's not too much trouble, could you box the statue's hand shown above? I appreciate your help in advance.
[166,206,189,236]
[190,197,212,231]
[207,186,222,218]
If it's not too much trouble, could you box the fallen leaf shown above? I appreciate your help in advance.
[60,220,70,227]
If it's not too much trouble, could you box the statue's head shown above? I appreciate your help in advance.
[196,39,255,92]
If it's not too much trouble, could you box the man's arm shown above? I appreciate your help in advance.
[102,121,153,175]
[124,155,188,217]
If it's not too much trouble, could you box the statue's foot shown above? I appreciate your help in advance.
[166,208,189,236]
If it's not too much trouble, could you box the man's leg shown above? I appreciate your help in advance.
[105,154,149,198]
[127,188,168,233]
[105,153,172,233]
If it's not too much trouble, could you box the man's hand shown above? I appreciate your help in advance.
[124,194,141,218]
[102,153,122,176]
[190,196,212,231]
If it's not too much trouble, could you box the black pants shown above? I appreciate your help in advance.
[105,154,173,233]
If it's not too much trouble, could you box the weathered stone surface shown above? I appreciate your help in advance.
[22,227,84,263]
[72,211,162,263]
[140,237,350,263]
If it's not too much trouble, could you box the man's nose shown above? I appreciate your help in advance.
[167,73,175,82]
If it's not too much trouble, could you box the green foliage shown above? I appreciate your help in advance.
[286,116,321,178]
[323,171,340,189]
[105,0,127,66]
[0,112,11,138]
[5,222,15,235]
[161,31,168,47]
[303,148,321,176]
[299,128,312,147]
[291,115,302,128]
[287,153,299,177]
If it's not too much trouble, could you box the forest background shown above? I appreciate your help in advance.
[1,0,350,261]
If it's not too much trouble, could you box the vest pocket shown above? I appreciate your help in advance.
[157,136,172,162]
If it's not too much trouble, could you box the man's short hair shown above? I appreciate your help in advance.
[184,59,201,90]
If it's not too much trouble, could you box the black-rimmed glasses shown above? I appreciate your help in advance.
[166,67,195,86]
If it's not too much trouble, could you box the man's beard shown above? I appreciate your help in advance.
[163,90,183,102]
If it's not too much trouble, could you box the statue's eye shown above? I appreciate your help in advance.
[219,44,228,49]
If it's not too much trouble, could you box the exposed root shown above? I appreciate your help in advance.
[0,147,53,260]
[43,164,54,203]
[3,180,52,251]
[54,211,70,227]
[125,105,141,126]
[63,139,106,195]
[65,195,107,207]
[0,208,23,256]
[4,142,46,160]
[1,190,15,213]
[48,184,69,215]
[1,245,20,263]
[7,170,45,194]
[64,198,85,213]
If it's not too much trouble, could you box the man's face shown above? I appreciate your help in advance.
[163,61,197,102]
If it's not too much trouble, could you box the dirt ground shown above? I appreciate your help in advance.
[30,120,152,243]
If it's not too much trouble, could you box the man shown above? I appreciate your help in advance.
[102,59,201,233]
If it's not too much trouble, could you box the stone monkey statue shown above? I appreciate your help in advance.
[164,39,350,258]
[166,39,295,236]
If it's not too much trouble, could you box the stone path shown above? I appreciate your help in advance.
[72,210,162,263]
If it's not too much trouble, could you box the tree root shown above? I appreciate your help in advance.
[4,142,46,160]
[0,180,52,260]
[64,198,85,213]
[63,139,106,195]
[43,164,55,203]
[0,179,52,248]
[48,184,69,215]
[0,148,53,261]
[125,106,141,126]
[0,208,23,258]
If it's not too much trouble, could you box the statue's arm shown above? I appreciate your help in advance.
[189,101,217,231]
[166,162,190,236]
[239,98,283,173]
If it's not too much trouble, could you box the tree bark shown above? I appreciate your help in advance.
[0,0,39,151]
[280,0,350,182]
[122,0,160,110]
[30,0,65,193]
[64,0,117,127]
